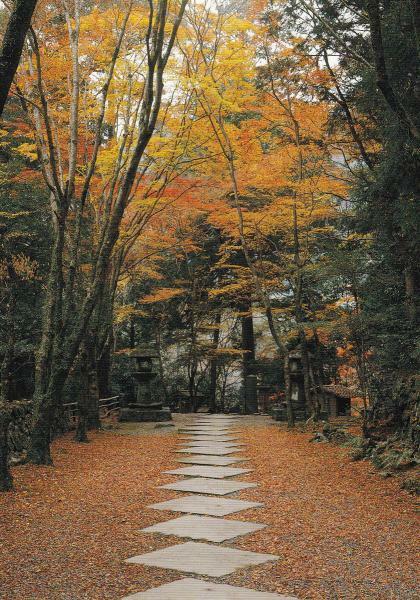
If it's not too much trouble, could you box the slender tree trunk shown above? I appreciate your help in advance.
[97,337,112,399]
[241,298,257,413]
[155,322,169,403]
[74,350,89,443]
[86,336,100,430]
[208,311,221,413]
[0,404,13,491]
[29,218,66,464]
[284,354,294,428]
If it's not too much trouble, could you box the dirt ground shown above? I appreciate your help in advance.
[0,416,418,599]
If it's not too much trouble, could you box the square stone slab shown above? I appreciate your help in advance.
[193,420,241,425]
[148,494,263,516]
[141,515,266,542]
[125,541,278,577]
[164,465,252,479]
[181,435,240,443]
[180,439,245,448]
[159,477,257,496]
[176,447,242,456]
[181,425,233,435]
[122,577,298,599]
[177,455,247,466]
[180,440,245,448]
[179,429,236,436]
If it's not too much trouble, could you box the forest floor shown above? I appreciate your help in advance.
[1,416,418,600]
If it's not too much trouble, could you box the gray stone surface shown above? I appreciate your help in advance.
[125,541,278,577]
[122,578,298,599]
[193,420,241,425]
[163,465,252,479]
[140,514,266,542]
[148,494,263,516]
[175,446,242,456]
[180,441,244,448]
[159,477,257,496]
[180,435,240,443]
[177,455,247,466]
[179,429,236,436]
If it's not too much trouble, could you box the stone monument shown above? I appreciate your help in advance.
[119,345,172,422]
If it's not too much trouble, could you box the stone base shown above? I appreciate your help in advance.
[119,406,172,422]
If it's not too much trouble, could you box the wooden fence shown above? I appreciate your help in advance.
[63,395,120,428]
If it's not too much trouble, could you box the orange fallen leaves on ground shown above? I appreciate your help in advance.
[0,423,418,599]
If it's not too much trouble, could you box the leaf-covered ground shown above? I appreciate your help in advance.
[1,422,418,599]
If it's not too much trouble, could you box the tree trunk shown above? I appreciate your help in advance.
[0,0,39,116]
[241,298,257,413]
[155,322,169,403]
[74,350,89,443]
[284,354,295,428]
[208,312,221,413]
[86,337,100,430]
[97,338,112,399]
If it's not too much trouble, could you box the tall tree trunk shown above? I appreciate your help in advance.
[284,353,295,428]
[208,311,221,413]
[0,0,38,116]
[0,404,13,491]
[155,321,169,403]
[86,335,100,430]
[29,218,66,465]
[97,336,112,399]
[241,299,257,413]
[74,349,89,443]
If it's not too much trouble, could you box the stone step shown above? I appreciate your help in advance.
[125,541,278,577]
[159,477,257,496]
[164,465,252,479]
[175,446,243,456]
[122,578,298,599]
[140,514,266,543]
[148,494,263,516]
[177,455,247,466]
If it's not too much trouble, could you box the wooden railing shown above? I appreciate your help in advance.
[98,395,120,419]
[63,395,120,427]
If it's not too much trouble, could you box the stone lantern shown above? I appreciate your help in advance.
[119,345,172,422]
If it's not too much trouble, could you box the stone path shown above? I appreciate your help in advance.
[123,415,299,599]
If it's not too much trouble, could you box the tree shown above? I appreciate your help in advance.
[0,0,39,116]
[12,0,189,464]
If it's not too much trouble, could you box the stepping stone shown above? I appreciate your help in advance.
[177,455,247,466]
[125,541,278,577]
[179,429,234,437]
[180,429,236,436]
[176,446,242,456]
[164,465,252,479]
[180,435,240,443]
[122,577,298,599]
[193,419,241,425]
[148,494,263,516]
[140,514,266,542]
[180,441,245,448]
[159,477,257,496]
